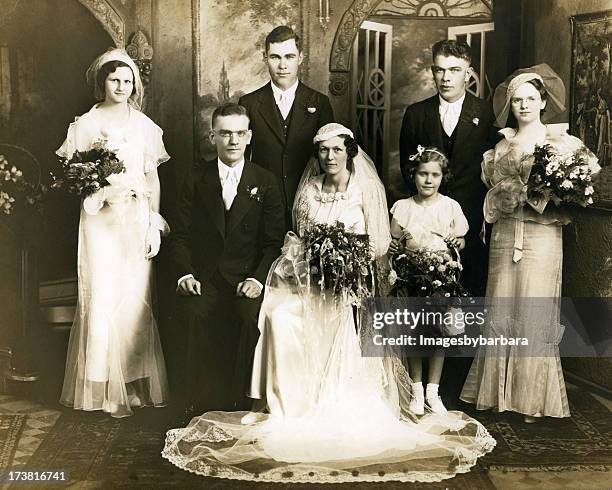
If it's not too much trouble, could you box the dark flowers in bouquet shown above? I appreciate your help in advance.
[51,140,125,197]
[391,248,468,298]
[301,221,374,302]
[526,143,600,213]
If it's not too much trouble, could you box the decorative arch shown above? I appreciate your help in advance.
[77,0,125,47]
[328,0,381,96]
[328,0,493,96]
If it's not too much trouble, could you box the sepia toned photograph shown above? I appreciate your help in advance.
[0,0,610,488]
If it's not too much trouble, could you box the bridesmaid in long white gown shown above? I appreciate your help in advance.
[162,124,496,483]
[58,48,170,417]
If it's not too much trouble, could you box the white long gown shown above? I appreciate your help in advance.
[162,175,496,483]
[58,104,169,418]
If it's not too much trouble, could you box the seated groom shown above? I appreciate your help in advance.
[168,103,285,413]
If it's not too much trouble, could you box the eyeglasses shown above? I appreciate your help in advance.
[511,96,541,105]
[213,130,250,139]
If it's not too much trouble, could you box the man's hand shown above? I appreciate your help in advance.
[445,235,465,251]
[178,277,202,296]
[237,279,262,299]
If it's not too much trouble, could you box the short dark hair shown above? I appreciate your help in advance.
[95,60,134,100]
[527,78,548,116]
[313,134,359,168]
[432,40,472,65]
[211,103,250,127]
[405,146,451,185]
[265,26,300,53]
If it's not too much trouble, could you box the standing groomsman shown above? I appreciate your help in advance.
[399,39,496,297]
[239,26,334,226]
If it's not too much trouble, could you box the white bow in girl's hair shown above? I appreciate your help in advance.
[408,145,426,161]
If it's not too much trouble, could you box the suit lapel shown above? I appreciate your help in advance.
[227,161,256,235]
[197,162,225,237]
[256,83,285,145]
[452,93,479,159]
[286,82,309,145]
[425,96,444,150]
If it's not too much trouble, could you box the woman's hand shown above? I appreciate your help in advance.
[500,192,520,214]
[388,239,403,255]
[445,235,465,251]
[145,226,161,259]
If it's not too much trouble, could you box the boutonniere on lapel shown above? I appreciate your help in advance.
[246,185,263,203]
[306,106,317,114]
[472,117,480,126]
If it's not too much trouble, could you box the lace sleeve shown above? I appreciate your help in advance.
[480,148,496,189]
[56,118,80,158]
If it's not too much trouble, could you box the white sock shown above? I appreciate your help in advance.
[426,383,439,399]
[412,382,424,399]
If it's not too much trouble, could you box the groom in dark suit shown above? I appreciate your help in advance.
[169,103,284,413]
[399,39,497,297]
[239,25,334,226]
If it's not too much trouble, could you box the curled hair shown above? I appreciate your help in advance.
[211,103,250,127]
[265,26,300,52]
[527,78,548,115]
[432,39,472,65]
[313,134,359,169]
[405,146,451,185]
[95,60,134,101]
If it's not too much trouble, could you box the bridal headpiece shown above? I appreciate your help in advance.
[86,48,144,110]
[313,123,354,143]
[493,63,565,128]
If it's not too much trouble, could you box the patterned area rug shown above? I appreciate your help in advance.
[26,408,494,489]
[0,414,26,469]
[461,389,612,472]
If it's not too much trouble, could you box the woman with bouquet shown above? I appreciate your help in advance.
[460,64,600,422]
[57,48,170,417]
[162,124,495,483]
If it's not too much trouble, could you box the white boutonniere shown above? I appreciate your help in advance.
[472,117,480,126]
[246,185,263,203]
[307,107,317,114]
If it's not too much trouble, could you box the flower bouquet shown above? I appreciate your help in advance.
[526,143,600,213]
[51,139,125,197]
[390,248,468,298]
[301,221,374,302]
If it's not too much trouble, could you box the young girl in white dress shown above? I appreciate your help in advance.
[389,145,469,415]
[58,49,170,417]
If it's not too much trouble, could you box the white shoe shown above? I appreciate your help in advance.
[409,396,425,415]
[426,395,448,414]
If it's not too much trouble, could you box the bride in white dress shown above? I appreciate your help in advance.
[58,49,169,417]
[162,124,495,483]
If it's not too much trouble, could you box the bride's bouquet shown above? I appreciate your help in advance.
[526,143,600,212]
[51,139,125,197]
[301,221,374,302]
[391,248,468,298]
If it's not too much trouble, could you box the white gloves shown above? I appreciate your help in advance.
[145,211,170,259]
[83,188,107,215]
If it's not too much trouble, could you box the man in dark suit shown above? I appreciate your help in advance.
[239,25,334,226]
[169,103,285,413]
[399,39,497,297]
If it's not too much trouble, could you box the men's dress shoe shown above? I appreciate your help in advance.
[409,396,425,416]
[426,395,448,414]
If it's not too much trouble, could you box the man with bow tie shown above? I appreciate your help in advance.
[399,39,497,297]
[169,103,284,414]
[239,25,334,227]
